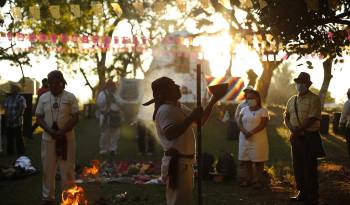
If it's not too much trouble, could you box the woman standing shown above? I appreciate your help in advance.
[237,90,269,189]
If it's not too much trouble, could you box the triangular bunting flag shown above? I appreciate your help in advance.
[258,0,267,9]
[70,4,81,18]
[154,1,166,15]
[29,5,40,20]
[239,0,253,9]
[176,0,187,12]
[91,2,103,17]
[49,5,60,19]
[200,0,209,8]
[111,3,123,17]
[11,7,22,21]
[133,1,144,15]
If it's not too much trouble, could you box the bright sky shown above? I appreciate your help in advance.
[1,3,350,104]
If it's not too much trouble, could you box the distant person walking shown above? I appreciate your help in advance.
[35,70,79,205]
[284,72,325,205]
[340,88,350,158]
[3,83,27,155]
[96,79,123,155]
[143,76,220,205]
[236,89,269,189]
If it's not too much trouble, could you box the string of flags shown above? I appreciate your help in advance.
[0,32,149,46]
[4,2,124,21]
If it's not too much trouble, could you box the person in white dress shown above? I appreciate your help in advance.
[237,89,269,188]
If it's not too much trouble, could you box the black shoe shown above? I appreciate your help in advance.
[290,192,307,202]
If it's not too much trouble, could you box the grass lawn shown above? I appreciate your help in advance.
[0,105,349,205]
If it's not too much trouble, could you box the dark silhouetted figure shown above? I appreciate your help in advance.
[143,76,219,205]
[3,83,26,155]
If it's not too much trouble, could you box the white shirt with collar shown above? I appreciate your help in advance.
[35,90,79,141]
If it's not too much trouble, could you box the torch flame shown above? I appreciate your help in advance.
[61,185,87,205]
[82,160,99,177]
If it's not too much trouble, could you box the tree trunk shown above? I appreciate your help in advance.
[256,60,282,103]
[319,57,333,109]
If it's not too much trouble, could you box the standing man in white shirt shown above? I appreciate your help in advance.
[340,88,350,158]
[35,70,79,205]
[96,79,123,155]
[143,76,220,205]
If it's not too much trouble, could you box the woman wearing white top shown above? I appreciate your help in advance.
[237,90,269,188]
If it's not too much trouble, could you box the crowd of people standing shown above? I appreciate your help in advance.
[0,70,349,205]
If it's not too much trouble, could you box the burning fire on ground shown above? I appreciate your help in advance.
[61,185,87,205]
[82,160,100,177]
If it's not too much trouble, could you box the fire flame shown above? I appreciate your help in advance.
[61,185,87,205]
[82,160,99,177]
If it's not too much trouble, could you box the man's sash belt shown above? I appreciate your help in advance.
[164,148,194,190]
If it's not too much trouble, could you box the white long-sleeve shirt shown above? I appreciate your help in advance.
[340,99,350,127]
[96,90,121,112]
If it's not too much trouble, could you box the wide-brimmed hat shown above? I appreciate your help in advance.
[294,72,312,84]
[243,85,255,93]
[47,70,67,85]
[142,77,175,106]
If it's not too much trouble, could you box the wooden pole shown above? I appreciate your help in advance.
[196,63,203,205]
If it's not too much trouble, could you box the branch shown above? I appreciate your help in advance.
[335,11,350,19]
[79,68,94,92]
[331,19,350,26]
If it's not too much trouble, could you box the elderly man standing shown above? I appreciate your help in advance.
[340,88,350,158]
[143,76,220,205]
[3,83,27,155]
[36,70,79,205]
[96,79,123,155]
[284,72,325,205]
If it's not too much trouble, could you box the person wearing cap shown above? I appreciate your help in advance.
[339,88,350,158]
[143,76,220,205]
[35,70,79,205]
[284,72,325,205]
[3,83,27,155]
[96,79,123,155]
[234,85,255,123]
[236,89,269,189]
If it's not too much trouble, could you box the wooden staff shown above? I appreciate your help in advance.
[196,63,203,205]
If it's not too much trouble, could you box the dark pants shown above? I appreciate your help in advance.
[345,127,350,158]
[137,123,154,154]
[6,126,25,155]
[291,135,319,201]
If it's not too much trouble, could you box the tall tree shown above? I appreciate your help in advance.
[195,0,350,106]
[0,0,30,83]
[10,0,174,98]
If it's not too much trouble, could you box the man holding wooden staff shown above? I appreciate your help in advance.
[143,76,219,205]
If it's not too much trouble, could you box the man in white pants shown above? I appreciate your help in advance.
[143,77,219,205]
[96,80,122,155]
[36,70,79,205]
